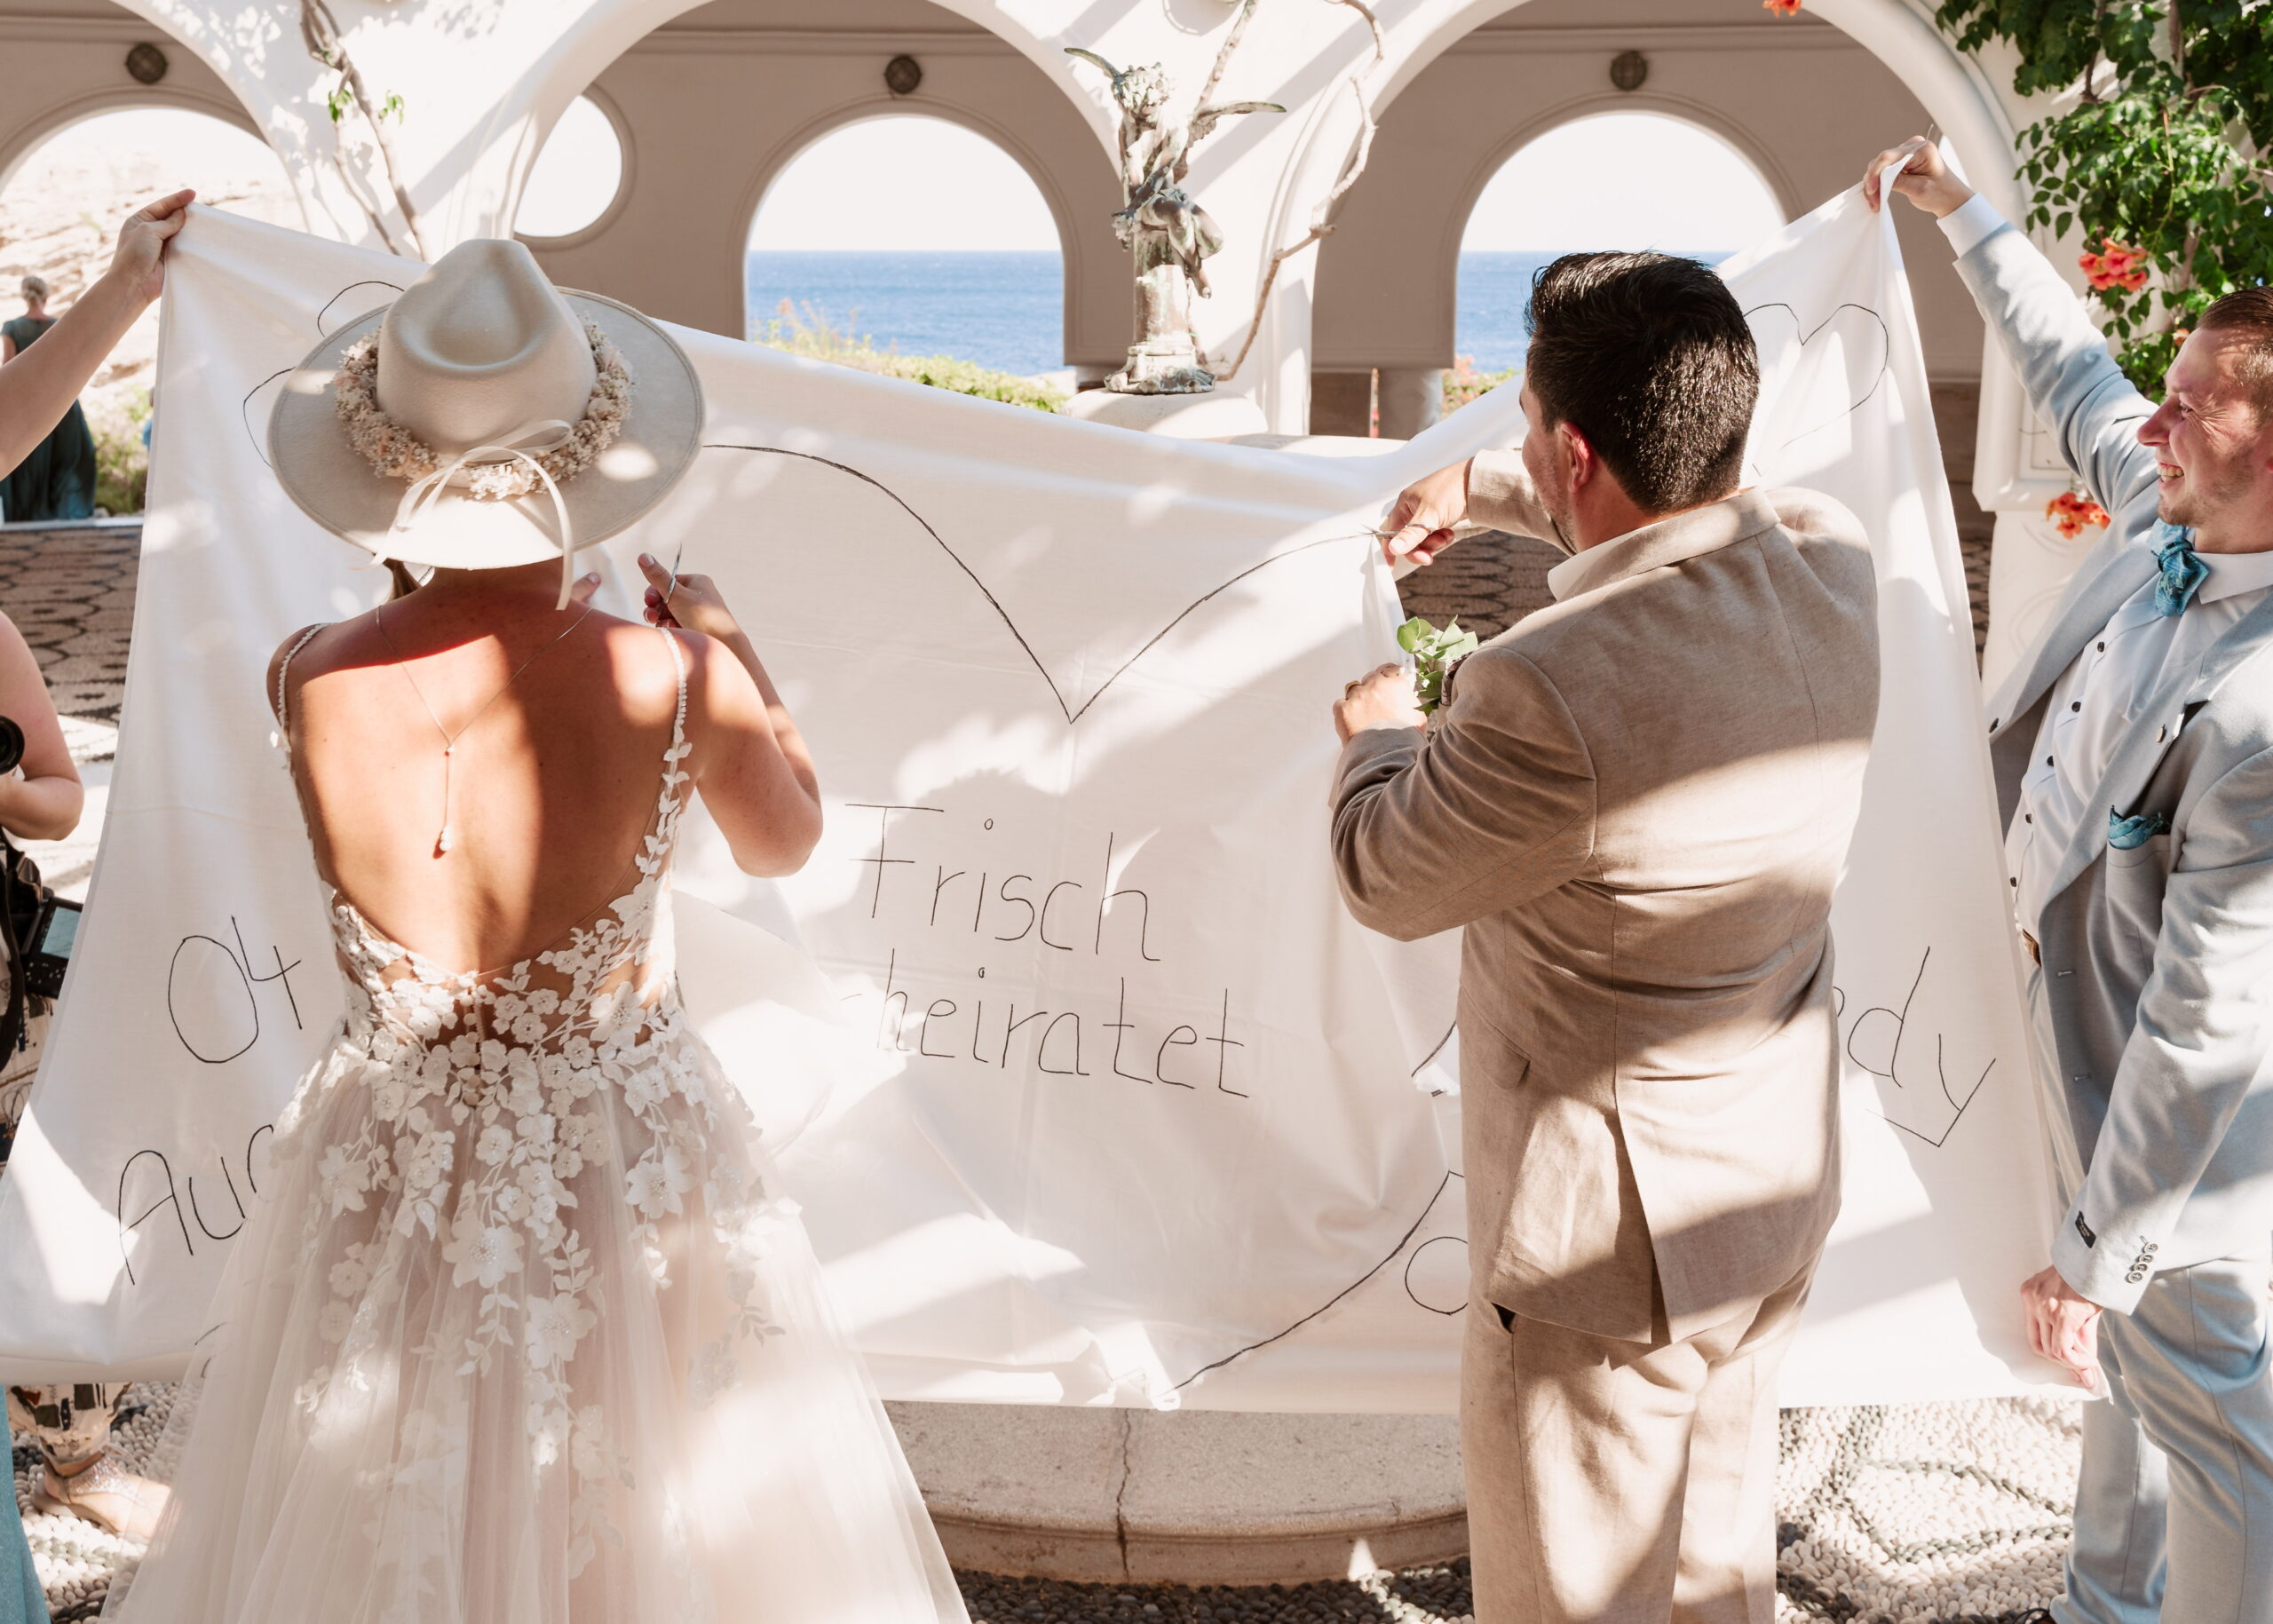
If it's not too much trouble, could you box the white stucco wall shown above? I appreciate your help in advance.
[519,0,1130,371]
[1311,0,1984,383]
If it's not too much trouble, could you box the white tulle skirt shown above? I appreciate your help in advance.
[103,1006,967,1624]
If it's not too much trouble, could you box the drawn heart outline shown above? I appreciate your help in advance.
[1742,301,1893,473]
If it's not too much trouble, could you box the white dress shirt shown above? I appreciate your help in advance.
[2005,550,2273,927]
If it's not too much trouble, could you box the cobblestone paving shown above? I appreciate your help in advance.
[6,519,2071,1624]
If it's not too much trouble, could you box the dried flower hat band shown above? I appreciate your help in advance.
[332,322,635,605]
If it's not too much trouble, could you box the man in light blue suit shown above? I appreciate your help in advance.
[1866,135,2273,1621]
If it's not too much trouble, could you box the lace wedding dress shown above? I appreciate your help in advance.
[108,627,967,1624]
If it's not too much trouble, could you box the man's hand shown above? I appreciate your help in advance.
[1381,460,1472,566]
[1334,662,1425,743]
[1861,138,1974,220]
[108,189,196,307]
[2021,1265,2105,1393]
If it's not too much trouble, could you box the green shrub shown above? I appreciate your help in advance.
[751,301,1065,414]
[85,384,150,517]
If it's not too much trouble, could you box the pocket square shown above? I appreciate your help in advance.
[2108,808,2171,850]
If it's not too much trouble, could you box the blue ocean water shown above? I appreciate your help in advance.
[745,250,1064,376]
[1455,250,1735,373]
[742,250,1736,379]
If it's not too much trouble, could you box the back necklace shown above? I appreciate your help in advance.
[375,603,596,857]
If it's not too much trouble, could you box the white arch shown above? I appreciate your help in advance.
[0,87,268,206]
[1444,99,1798,277]
[729,101,1076,357]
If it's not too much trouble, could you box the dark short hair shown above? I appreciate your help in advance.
[2196,286,2273,419]
[1525,251,1758,513]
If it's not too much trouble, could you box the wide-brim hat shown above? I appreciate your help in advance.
[268,239,703,571]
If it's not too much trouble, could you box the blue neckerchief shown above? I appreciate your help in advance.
[2152,524,2208,617]
[2109,808,2171,850]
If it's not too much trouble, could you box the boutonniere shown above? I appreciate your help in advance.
[1397,616,1478,716]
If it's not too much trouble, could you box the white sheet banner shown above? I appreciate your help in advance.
[0,187,2060,1406]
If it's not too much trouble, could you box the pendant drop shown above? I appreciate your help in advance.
[437,826,455,856]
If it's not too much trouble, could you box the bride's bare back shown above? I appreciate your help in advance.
[270,559,818,975]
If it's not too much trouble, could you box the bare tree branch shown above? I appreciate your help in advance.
[1192,0,1263,126]
[1215,0,1383,384]
[302,0,425,257]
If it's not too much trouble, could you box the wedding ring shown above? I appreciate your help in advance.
[1343,678,1363,698]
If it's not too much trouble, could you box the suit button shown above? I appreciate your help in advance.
[2158,725,2168,741]
[2072,701,2083,712]
[1990,718,2000,733]
[2025,813,2033,823]
[2047,755,2055,766]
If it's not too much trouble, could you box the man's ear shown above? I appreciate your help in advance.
[1558,421,1596,492]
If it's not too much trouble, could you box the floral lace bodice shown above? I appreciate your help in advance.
[270,625,777,1479]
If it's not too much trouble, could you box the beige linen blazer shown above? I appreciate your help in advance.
[1332,461,1880,1343]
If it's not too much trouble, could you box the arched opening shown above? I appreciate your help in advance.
[515,94,630,243]
[1454,112,1786,377]
[1,107,294,516]
[745,115,1065,385]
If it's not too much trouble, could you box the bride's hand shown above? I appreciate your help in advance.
[638,553,744,640]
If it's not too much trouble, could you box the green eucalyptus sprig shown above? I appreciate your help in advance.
[1397,615,1479,716]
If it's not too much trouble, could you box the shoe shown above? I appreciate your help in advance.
[29,1450,170,1542]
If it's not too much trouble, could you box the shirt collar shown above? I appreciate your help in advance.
[2195,545,2273,606]
[1545,489,1782,602]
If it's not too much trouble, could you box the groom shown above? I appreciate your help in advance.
[1327,251,1881,1621]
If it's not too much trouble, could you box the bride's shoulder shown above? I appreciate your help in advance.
[265,617,354,721]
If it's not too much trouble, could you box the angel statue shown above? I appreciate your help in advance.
[1067,3,1282,393]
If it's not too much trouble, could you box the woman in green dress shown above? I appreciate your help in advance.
[1,276,99,523]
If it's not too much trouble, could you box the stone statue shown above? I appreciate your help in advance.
[1067,3,1282,394]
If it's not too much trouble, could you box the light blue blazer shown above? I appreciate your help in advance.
[1965,222,2273,1312]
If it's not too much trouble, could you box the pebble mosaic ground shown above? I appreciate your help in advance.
[9,519,2059,1623]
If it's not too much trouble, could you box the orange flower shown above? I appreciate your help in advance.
[2079,238,2150,292]
[2046,490,2112,540]
[1762,0,1803,12]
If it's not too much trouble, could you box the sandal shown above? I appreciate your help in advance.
[29,1450,170,1542]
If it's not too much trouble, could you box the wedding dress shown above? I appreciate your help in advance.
[108,627,967,1624]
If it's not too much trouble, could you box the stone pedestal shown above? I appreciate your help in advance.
[1065,388,1269,440]
[888,1403,1468,1585]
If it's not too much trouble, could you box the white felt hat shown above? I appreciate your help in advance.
[268,238,702,574]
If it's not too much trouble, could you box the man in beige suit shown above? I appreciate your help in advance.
[1330,252,1881,1622]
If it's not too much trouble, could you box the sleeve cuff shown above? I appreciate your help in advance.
[2050,1201,2154,1315]
[1937,194,2007,259]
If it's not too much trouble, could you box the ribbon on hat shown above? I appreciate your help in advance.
[2152,524,2209,618]
[387,418,582,609]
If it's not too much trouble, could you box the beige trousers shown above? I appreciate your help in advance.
[1461,1257,1818,1624]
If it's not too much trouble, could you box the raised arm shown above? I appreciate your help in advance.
[0,190,193,479]
[1380,454,1567,566]
[1865,138,2157,518]
[637,554,822,877]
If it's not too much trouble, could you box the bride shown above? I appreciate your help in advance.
[109,242,967,1623]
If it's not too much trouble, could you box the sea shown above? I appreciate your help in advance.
[744,249,1730,378]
